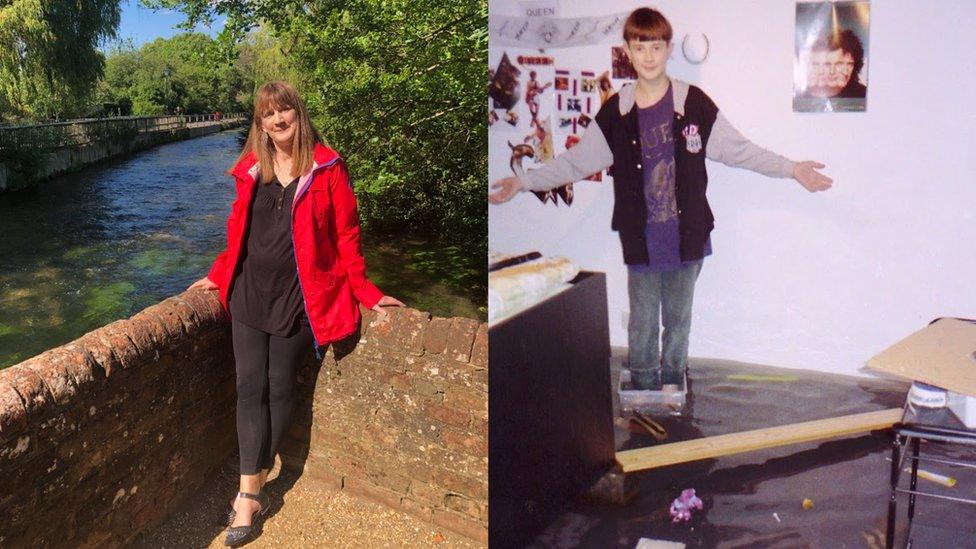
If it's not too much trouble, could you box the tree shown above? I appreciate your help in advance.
[145,0,488,296]
[98,33,251,116]
[234,26,306,109]
[0,0,121,120]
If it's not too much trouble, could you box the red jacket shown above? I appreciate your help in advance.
[207,142,384,349]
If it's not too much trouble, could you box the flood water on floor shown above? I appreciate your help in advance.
[530,356,976,548]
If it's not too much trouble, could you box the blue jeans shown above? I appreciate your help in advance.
[627,260,703,390]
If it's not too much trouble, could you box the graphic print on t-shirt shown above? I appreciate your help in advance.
[638,93,678,225]
[647,158,677,223]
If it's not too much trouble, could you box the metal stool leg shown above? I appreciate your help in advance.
[886,433,903,549]
[908,436,920,521]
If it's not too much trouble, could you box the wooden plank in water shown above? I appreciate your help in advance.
[616,407,903,473]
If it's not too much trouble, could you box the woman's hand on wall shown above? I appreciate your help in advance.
[489,176,523,204]
[371,296,406,322]
[187,276,219,291]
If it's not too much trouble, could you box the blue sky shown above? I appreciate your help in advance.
[105,0,226,51]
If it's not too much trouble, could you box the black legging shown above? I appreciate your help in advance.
[231,317,313,475]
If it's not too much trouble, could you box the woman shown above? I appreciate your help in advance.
[188,81,403,546]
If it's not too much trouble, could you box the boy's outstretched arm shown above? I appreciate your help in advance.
[706,111,832,192]
[791,160,832,192]
[488,121,614,204]
[488,176,523,204]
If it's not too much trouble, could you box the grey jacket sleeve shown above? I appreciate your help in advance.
[517,122,614,192]
[706,111,796,178]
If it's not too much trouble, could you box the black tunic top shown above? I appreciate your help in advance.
[228,175,307,336]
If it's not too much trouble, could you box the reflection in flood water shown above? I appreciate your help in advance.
[530,356,976,548]
[0,130,480,369]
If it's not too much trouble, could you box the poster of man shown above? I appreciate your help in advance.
[793,1,870,112]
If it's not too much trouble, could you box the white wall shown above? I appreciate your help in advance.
[489,0,976,377]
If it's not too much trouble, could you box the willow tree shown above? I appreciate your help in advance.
[0,0,121,121]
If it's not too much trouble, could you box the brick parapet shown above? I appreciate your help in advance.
[0,291,235,547]
[0,291,488,546]
[283,307,488,543]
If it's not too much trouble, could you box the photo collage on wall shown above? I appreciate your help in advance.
[488,46,635,206]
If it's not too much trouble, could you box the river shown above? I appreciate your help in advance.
[0,130,482,369]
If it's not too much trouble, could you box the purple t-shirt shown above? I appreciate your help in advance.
[629,84,711,273]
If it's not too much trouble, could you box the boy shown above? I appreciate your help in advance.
[489,7,832,390]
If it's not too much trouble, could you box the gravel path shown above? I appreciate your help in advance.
[132,455,482,548]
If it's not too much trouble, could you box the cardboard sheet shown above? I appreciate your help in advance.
[865,318,976,396]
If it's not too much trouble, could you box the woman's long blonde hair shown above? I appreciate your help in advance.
[233,81,327,184]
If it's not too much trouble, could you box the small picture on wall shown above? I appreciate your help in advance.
[488,50,555,136]
[489,53,521,110]
[597,71,614,105]
[611,46,638,80]
[793,1,870,113]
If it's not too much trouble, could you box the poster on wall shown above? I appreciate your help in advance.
[489,48,610,206]
[793,1,870,113]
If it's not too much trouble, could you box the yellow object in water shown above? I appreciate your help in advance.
[802,498,814,510]
[884,457,958,487]
[727,374,799,382]
[909,467,957,487]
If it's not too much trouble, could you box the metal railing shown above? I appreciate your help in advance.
[0,112,248,151]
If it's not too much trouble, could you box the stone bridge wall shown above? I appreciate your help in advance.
[0,290,487,547]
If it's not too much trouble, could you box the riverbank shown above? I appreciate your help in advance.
[363,234,486,322]
[0,115,246,191]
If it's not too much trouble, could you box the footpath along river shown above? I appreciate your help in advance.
[0,129,481,369]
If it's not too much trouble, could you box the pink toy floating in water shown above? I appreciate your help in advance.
[669,488,703,522]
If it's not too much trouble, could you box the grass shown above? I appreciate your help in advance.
[362,233,485,321]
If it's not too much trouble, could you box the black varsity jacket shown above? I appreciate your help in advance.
[518,79,796,265]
